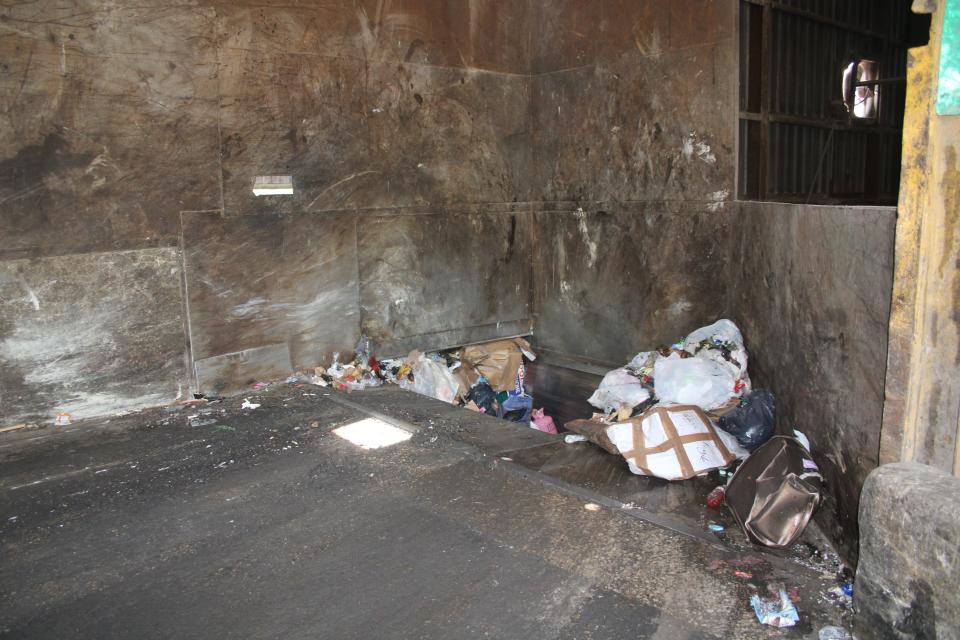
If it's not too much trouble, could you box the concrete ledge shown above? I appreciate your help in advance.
[855,463,960,639]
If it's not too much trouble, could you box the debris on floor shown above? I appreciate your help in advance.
[706,485,726,508]
[229,319,828,557]
[273,334,557,433]
[751,585,800,628]
[0,423,34,434]
[726,435,823,548]
[819,626,852,640]
[546,318,829,549]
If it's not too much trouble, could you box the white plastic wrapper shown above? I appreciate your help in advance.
[588,367,651,413]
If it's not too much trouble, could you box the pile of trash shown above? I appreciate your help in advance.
[303,335,557,434]
[567,319,823,551]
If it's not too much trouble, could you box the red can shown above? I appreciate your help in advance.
[706,486,726,509]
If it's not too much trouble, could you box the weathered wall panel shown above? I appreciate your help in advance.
[358,207,533,356]
[0,2,221,260]
[532,44,736,204]
[0,0,539,413]
[529,0,735,73]
[532,202,736,366]
[215,0,532,75]
[182,211,360,383]
[0,248,189,424]
[527,0,739,367]
[729,202,896,558]
[218,52,533,216]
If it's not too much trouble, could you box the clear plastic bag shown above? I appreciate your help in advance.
[653,353,738,410]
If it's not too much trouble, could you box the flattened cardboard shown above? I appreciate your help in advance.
[459,337,533,392]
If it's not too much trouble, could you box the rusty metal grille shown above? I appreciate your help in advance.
[738,0,919,204]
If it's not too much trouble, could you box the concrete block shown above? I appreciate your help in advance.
[855,463,960,639]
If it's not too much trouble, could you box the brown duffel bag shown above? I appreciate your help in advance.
[725,435,823,548]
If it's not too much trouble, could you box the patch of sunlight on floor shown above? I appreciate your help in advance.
[332,418,413,449]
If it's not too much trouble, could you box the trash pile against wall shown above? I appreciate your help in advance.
[564,319,823,549]
[302,335,558,434]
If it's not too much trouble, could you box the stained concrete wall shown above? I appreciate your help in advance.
[524,1,897,559]
[528,0,739,363]
[0,0,536,412]
[730,202,896,559]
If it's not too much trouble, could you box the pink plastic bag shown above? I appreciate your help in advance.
[531,408,558,434]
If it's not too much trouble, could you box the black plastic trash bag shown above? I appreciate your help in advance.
[718,389,776,451]
[468,382,498,415]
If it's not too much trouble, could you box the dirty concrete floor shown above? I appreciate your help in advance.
[1,385,852,639]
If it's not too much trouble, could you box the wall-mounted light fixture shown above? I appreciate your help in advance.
[252,175,294,196]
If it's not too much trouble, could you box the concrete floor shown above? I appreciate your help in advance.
[1,385,852,639]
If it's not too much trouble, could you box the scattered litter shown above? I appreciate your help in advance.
[588,363,652,414]
[751,587,800,628]
[564,434,588,444]
[309,421,321,429]
[531,408,558,434]
[501,393,533,424]
[819,626,852,640]
[827,585,854,608]
[0,423,32,434]
[188,415,217,428]
[733,570,754,579]
[584,503,601,512]
[251,382,269,391]
[54,413,72,426]
[241,399,261,410]
[708,522,725,533]
[706,486,726,508]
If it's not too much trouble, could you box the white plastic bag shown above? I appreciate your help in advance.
[683,319,750,381]
[402,355,461,404]
[653,353,738,410]
[588,367,651,413]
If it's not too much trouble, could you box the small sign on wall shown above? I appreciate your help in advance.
[252,175,294,196]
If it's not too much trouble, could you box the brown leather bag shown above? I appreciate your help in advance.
[725,436,822,548]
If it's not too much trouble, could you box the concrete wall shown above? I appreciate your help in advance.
[523,1,898,559]
[0,0,536,416]
[528,0,739,362]
[730,202,896,559]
